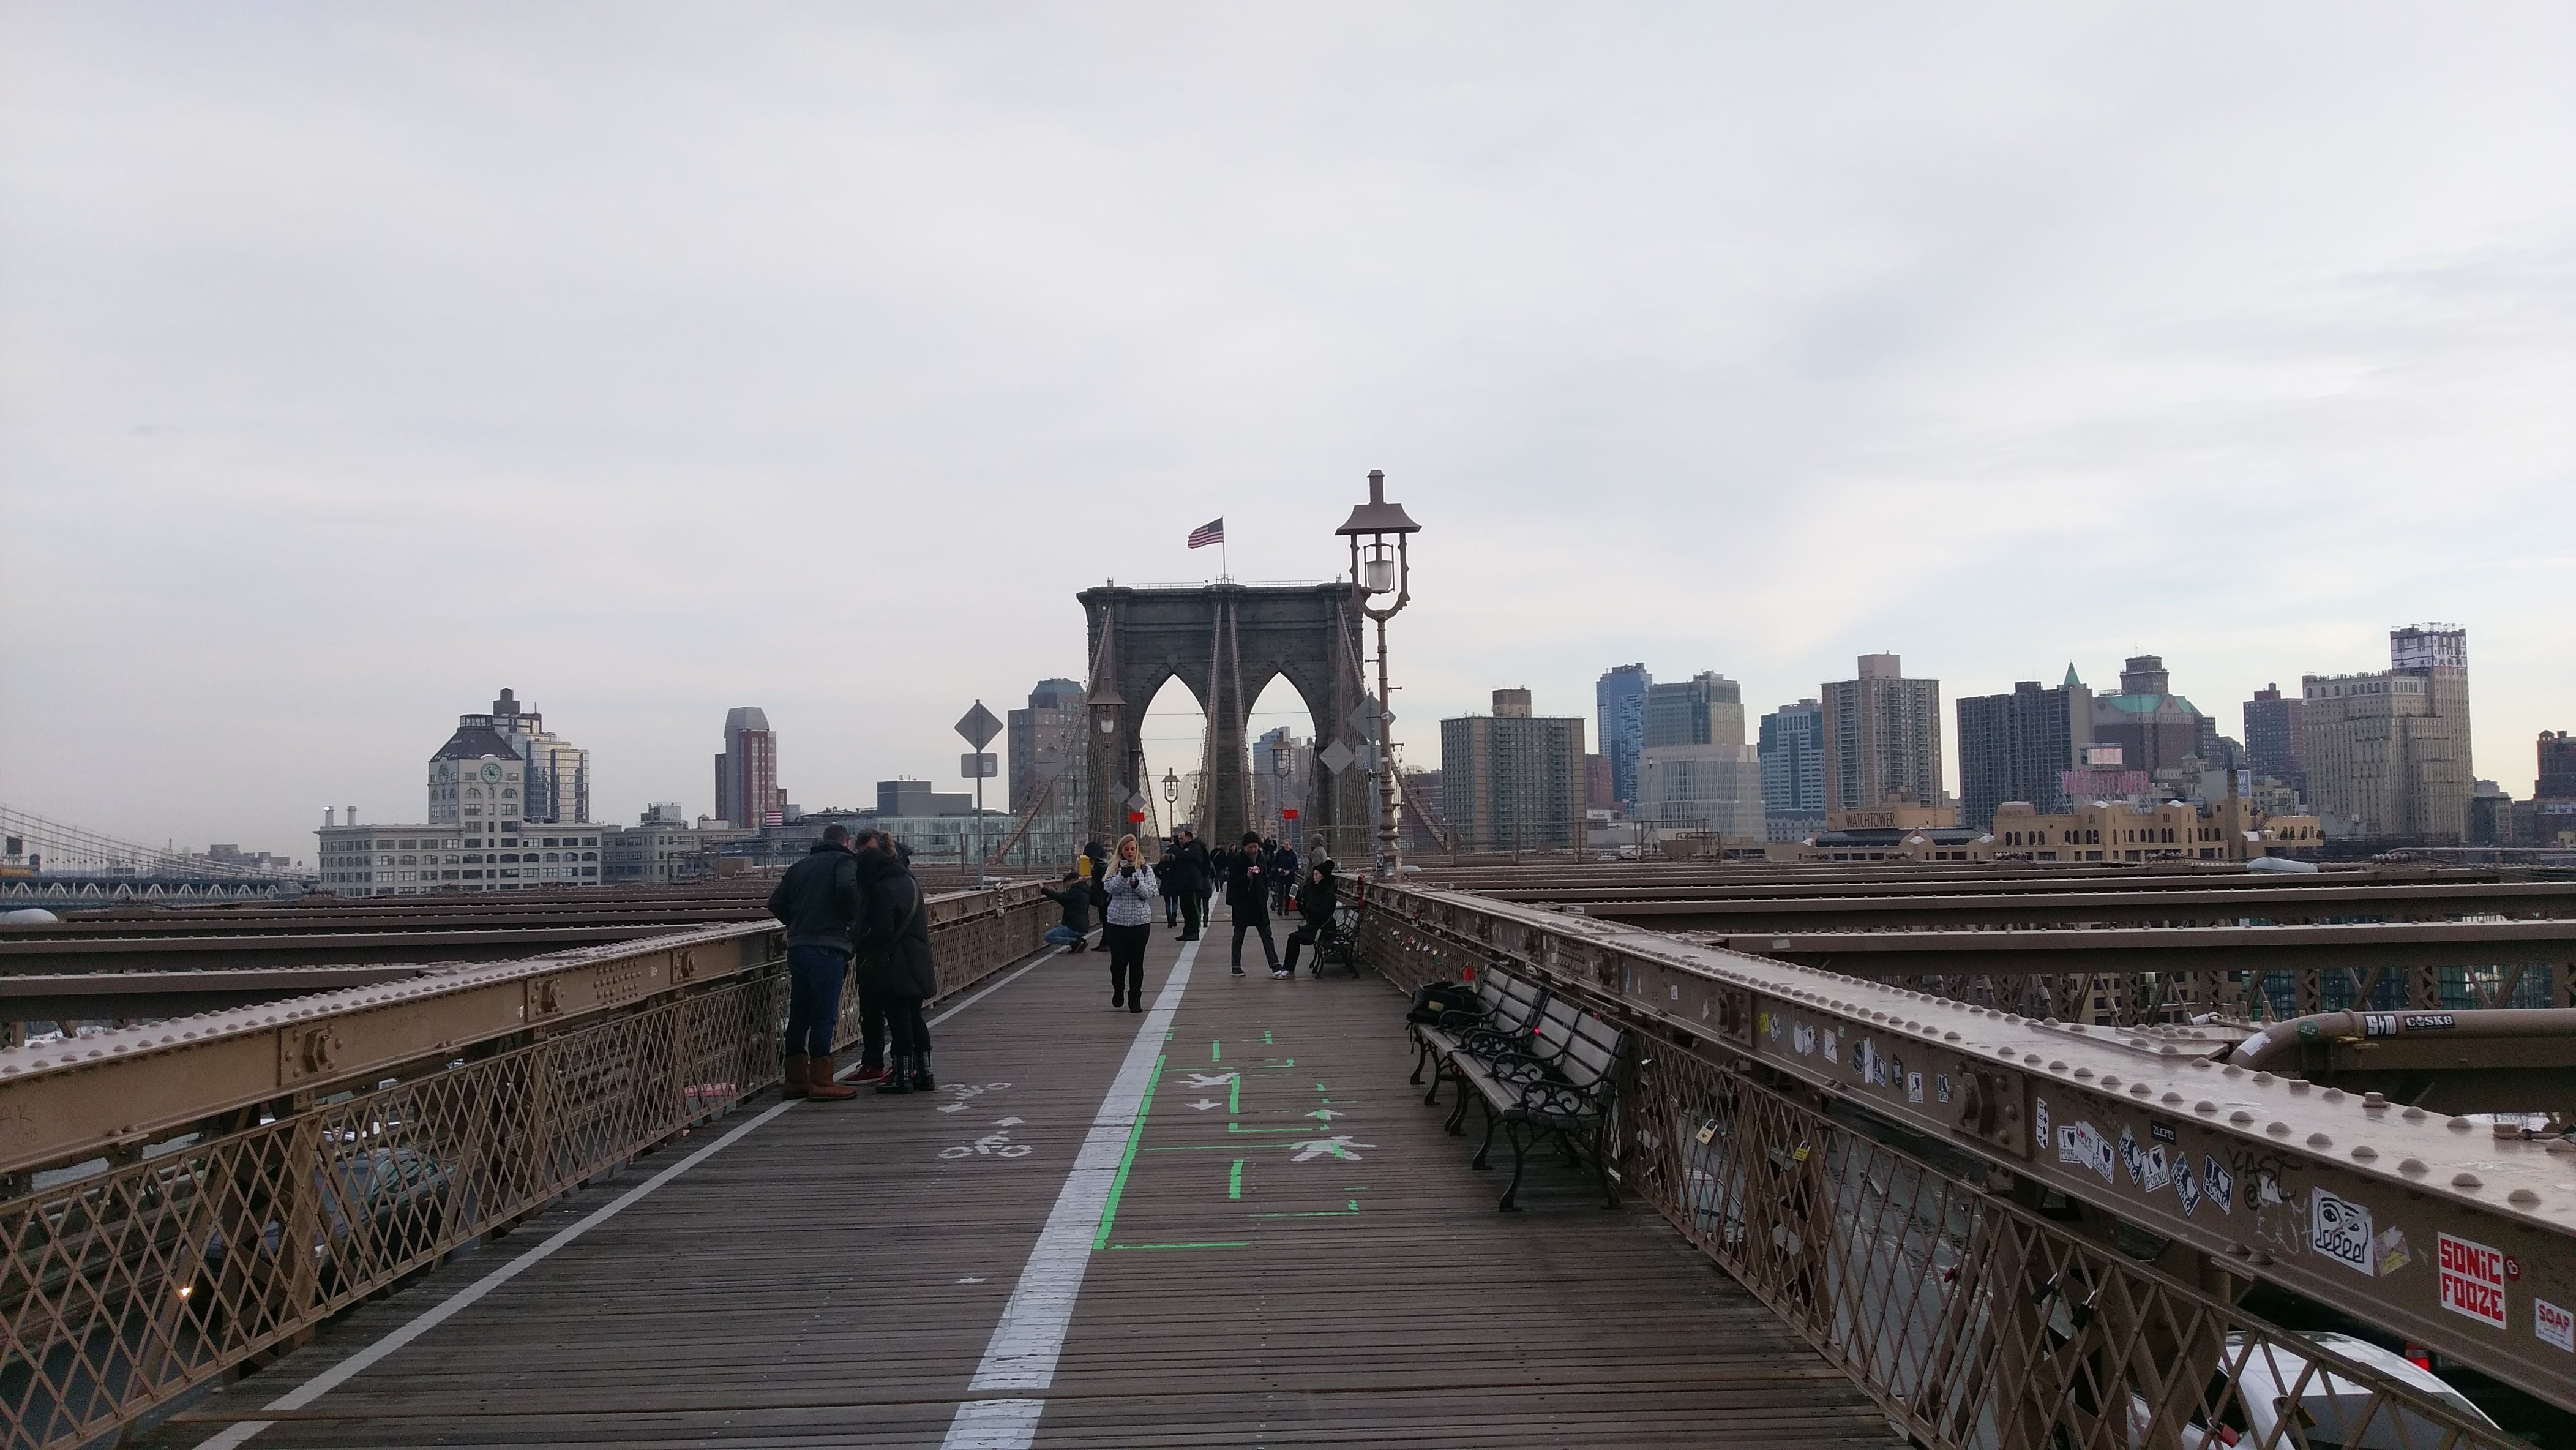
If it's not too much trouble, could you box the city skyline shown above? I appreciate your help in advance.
[5,9,2571,856]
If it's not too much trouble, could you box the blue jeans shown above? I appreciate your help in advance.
[785,944,850,1058]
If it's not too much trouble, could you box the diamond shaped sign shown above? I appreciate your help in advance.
[1346,698,1382,738]
[1316,740,1359,775]
[1127,792,1150,811]
[955,701,1004,749]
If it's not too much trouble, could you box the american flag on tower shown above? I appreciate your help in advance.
[1187,517,1225,549]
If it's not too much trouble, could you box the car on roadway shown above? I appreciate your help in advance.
[2127,1331,2499,1448]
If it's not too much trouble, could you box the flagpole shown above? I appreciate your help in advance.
[1221,536,1229,582]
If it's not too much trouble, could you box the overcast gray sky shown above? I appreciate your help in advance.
[4,4,2571,861]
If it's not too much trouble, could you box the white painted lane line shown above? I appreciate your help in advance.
[198,943,1073,1447]
[939,936,1200,1450]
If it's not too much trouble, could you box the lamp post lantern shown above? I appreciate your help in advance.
[1335,468,1420,876]
[1162,767,1180,838]
[1271,737,1292,841]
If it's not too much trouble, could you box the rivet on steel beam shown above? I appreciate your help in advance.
[2130,1083,2151,1096]
[2512,1189,2542,1206]
[2049,1061,2069,1073]
[2352,1145,2377,1160]
[2099,1074,2119,1088]
[2447,1117,2476,1132]
[2453,1171,2483,1189]
[2230,1110,2255,1124]
[2287,1080,2311,1094]
[2321,1088,2345,1103]
[2307,1133,2332,1148]
[2074,1067,2095,1080]
[2252,1072,2275,1084]
[2163,1092,2184,1105]
[2402,1106,2428,1122]
[2222,1065,2244,1078]
[2267,1121,2290,1136]
[1944,1032,1961,1042]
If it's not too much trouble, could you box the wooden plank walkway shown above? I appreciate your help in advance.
[148,915,1901,1449]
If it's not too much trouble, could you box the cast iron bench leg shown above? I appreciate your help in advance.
[1498,1118,1530,1211]
[1422,1051,1447,1106]
[1596,1122,1620,1208]
[1409,1035,1429,1086]
[1443,1078,1473,1135]
[1470,1096,1499,1170]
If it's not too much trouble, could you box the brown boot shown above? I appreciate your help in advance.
[804,1051,859,1101]
[781,1051,810,1100]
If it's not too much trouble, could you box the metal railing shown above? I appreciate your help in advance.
[1365,892,2527,1450]
[0,882,1049,1450]
[1798,959,2571,1031]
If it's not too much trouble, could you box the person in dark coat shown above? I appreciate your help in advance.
[1223,830,1282,977]
[1039,870,1095,951]
[1269,839,1299,914]
[1168,827,1212,941]
[1156,840,1181,927]
[762,825,863,1101]
[1281,852,1338,976]
[853,831,939,1094]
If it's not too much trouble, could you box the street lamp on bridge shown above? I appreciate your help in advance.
[1336,468,1420,876]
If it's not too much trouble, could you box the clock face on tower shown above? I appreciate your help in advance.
[481,762,503,782]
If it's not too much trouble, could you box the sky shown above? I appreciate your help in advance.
[3,4,2571,863]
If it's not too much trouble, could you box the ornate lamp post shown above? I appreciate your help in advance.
[1335,469,1420,876]
[1162,768,1180,837]
[1271,738,1292,841]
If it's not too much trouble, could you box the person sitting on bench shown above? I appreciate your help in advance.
[1281,851,1338,977]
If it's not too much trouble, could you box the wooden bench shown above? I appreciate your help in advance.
[1448,999,1627,1211]
[1410,964,1548,1111]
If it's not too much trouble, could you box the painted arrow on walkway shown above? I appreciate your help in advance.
[1289,1136,1374,1162]
[1186,1099,1222,1111]
[1182,1072,1238,1088]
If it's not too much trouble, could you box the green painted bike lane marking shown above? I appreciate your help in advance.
[1090,1052,1167,1250]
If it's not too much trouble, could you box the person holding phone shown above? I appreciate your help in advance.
[1099,833,1158,1012]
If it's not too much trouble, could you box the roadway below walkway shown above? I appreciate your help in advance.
[146,908,1901,1449]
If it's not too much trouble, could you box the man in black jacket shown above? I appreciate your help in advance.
[1281,852,1338,977]
[853,831,940,1094]
[1224,830,1284,977]
[763,825,863,1101]
[1169,827,1212,941]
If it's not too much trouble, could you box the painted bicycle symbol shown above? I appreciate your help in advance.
[939,1118,1032,1160]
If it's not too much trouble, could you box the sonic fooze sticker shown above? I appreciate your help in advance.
[2312,1189,2375,1277]
[2538,1299,2575,1354]
[2034,1097,2051,1151]
[2439,1234,2508,1329]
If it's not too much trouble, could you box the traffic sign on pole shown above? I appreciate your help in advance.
[954,702,1004,750]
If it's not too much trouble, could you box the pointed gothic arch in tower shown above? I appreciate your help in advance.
[1076,582,1369,855]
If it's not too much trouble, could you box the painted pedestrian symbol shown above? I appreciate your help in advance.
[1290,1135,1373,1162]
[1183,1072,1238,1088]
[940,1119,1034,1160]
[1306,1107,1342,1122]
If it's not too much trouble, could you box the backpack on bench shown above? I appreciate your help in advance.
[1407,980,1480,1024]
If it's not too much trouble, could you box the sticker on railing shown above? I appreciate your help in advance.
[2057,1121,2114,1183]
[2033,1096,2051,1151]
[2118,1126,2143,1186]
[2203,1157,2234,1215]
[2537,1298,2574,1353]
[2439,1233,2509,1328]
[2312,1188,2376,1275]
[2143,1144,2171,1193]
[2176,1157,2203,1217]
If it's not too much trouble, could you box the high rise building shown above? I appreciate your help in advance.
[1252,726,1312,839]
[2244,683,2308,803]
[427,688,588,826]
[714,707,784,830]
[1643,672,1745,749]
[1955,669,2093,832]
[1440,689,1587,852]
[2537,731,2576,802]
[1820,654,1944,814]
[1758,700,1827,842]
[2303,625,2474,843]
[2089,656,2206,780]
[1008,679,1085,816]
[1594,663,1652,810]
[1636,671,1758,840]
